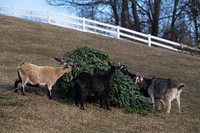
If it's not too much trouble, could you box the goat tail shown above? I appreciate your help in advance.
[14,62,23,89]
[177,83,185,90]
[14,71,22,90]
[17,71,22,81]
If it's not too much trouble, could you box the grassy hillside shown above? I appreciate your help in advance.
[0,15,200,133]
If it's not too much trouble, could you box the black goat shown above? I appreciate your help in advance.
[135,75,185,115]
[120,65,155,97]
[119,66,152,97]
[73,62,124,110]
[120,65,137,80]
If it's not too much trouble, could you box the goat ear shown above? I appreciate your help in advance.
[108,62,112,67]
[68,62,73,66]
[122,64,127,69]
[136,73,142,78]
[124,65,128,69]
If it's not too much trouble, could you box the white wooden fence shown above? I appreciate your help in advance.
[0,5,187,51]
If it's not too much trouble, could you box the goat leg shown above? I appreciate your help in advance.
[105,97,111,110]
[14,79,21,92]
[175,98,181,114]
[99,97,103,108]
[80,95,86,110]
[47,90,52,99]
[75,98,79,107]
[47,85,53,99]
[80,101,85,110]
[21,86,26,95]
[165,100,171,115]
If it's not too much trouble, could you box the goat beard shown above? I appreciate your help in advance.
[136,82,142,87]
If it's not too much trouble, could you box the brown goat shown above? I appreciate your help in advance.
[14,58,73,99]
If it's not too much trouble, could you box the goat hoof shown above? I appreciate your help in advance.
[156,107,162,111]
[80,107,85,110]
[165,113,170,116]
[49,97,53,99]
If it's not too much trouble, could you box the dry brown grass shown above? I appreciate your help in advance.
[0,15,200,133]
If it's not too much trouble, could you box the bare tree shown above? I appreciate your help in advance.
[46,0,198,45]
[131,0,141,32]
[186,0,200,46]
[170,0,179,41]
[121,0,129,28]
[151,0,161,36]
[136,0,161,36]
[109,0,119,25]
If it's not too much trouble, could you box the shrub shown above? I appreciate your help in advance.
[56,46,110,98]
[57,46,153,114]
[111,71,153,115]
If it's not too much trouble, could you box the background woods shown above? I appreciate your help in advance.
[46,0,200,46]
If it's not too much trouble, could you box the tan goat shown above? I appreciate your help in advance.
[14,58,73,99]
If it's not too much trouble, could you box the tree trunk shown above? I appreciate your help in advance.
[151,0,161,36]
[170,0,179,41]
[121,0,129,28]
[110,0,119,26]
[131,0,141,32]
[190,0,199,46]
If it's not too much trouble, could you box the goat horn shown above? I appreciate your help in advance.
[136,73,139,76]
[55,57,62,62]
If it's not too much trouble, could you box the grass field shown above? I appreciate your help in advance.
[0,15,200,133]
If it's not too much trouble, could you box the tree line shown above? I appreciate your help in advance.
[46,0,199,46]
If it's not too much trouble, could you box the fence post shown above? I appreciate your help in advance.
[12,6,15,16]
[117,25,120,39]
[82,17,85,32]
[148,34,151,46]
[47,11,50,23]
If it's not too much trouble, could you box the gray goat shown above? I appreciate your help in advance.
[135,75,185,115]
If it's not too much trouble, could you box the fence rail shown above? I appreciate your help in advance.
[0,5,193,52]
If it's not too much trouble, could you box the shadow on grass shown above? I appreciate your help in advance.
[0,83,45,95]
[0,84,14,91]
[0,86,32,112]
[0,83,89,110]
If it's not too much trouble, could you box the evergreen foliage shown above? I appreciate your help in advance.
[57,46,153,114]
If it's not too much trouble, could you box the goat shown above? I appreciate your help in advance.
[120,65,137,80]
[135,75,154,97]
[135,75,185,115]
[120,66,153,97]
[14,58,73,99]
[73,62,124,110]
